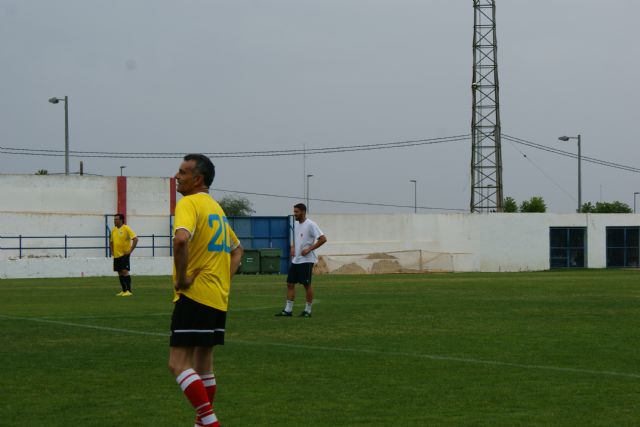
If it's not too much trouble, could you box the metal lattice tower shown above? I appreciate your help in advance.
[470,0,503,212]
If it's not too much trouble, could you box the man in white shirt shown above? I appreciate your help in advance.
[276,203,327,318]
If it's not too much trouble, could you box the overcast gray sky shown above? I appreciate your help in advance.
[2,0,639,215]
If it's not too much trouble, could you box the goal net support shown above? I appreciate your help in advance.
[314,250,463,274]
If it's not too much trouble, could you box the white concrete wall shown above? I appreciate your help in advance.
[0,256,173,279]
[128,177,172,217]
[2,175,117,215]
[2,174,640,278]
[312,212,640,272]
[0,174,173,262]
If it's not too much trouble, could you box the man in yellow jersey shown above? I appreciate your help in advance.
[109,213,138,296]
[168,154,243,427]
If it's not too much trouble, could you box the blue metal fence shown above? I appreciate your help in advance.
[0,234,172,259]
[2,216,292,273]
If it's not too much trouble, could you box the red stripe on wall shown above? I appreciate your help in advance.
[117,176,127,218]
[170,177,176,215]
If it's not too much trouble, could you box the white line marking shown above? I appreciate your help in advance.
[35,305,285,321]
[2,313,638,380]
[231,340,640,379]
[231,306,280,312]
[0,314,168,337]
[40,313,170,320]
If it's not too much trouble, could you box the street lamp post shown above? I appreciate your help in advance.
[49,96,69,175]
[410,180,417,213]
[120,166,127,176]
[634,192,640,214]
[558,134,581,212]
[306,174,313,212]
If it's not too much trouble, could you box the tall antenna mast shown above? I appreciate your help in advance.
[470,0,503,212]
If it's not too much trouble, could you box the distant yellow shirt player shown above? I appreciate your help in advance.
[111,222,137,258]
[109,214,138,296]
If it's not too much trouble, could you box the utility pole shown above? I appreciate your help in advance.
[558,134,582,212]
[48,96,70,175]
[470,0,504,212]
[410,180,417,213]
[306,174,313,212]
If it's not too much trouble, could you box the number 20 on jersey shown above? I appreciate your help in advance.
[208,214,231,253]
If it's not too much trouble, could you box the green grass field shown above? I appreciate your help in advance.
[1,270,640,426]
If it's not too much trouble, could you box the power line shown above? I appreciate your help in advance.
[214,188,468,212]
[0,135,470,159]
[503,134,640,174]
[3,133,639,175]
[503,138,577,202]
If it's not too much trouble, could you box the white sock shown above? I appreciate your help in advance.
[285,300,293,312]
[305,302,312,313]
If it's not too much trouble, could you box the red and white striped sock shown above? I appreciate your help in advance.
[201,373,217,404]
[195,373,217,426]
[176,369,219,427]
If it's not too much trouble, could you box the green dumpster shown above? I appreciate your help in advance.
[259,248,281,274]
[239,249,260,274]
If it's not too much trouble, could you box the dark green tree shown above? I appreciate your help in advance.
[218,195,255,216]
[35,169,48,175]
[503,196,518,213]
[580,202,595,213]
[520,196,547,213]
[580,201,632,213]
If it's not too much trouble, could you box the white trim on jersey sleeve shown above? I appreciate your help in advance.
[173,226,193,240]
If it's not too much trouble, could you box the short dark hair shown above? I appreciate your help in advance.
[115,213,125,221]
[294,203,307,212]
[184,154,215,187]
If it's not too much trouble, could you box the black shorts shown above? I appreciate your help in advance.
[113,255,130,272]
[287,262,314,286]
[170,295,226,347]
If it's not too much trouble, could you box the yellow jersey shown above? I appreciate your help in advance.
[110,224,137,258]
[172,193,240,311]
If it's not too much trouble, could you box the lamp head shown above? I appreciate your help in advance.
[558,136,570,141]
[48,97,60,104]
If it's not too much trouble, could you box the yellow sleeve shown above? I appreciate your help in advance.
[126,225,137,239]
[174,198,197,236]
[228,226,240,250]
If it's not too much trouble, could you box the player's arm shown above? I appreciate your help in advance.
[109,236,114,257]
[290,245,295,258]
[129,236,138,254]
[230,243,243,279]
[315,234,327,249]
[301,235,326,256]
[173,228,195,290]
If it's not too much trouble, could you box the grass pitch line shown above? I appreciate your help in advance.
[3,313,639,380]
[233,340,640,380]
[0,314,169,337]
[39,313,170,320]
[34,304,283,321]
